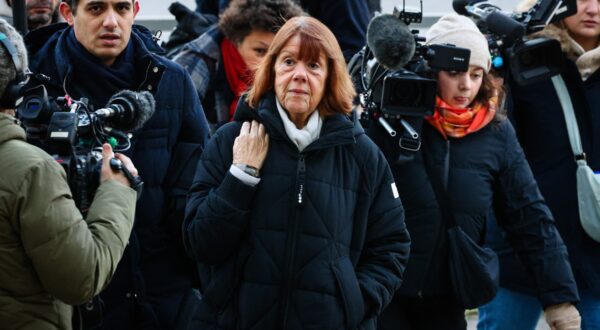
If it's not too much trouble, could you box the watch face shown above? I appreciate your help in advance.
[236,163,259,177]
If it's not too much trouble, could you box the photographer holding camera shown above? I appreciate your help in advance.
[375,14,580,330]
[23,0,210,328]
[0,18,138,329]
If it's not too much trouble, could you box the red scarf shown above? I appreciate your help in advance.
[221,38,253,121]
[426,96,497,139]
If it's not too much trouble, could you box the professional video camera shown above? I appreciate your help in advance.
[4,73,154,212]
[453,0,577,85]
[350,0,470,155]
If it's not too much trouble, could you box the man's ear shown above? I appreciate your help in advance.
[133,0,140,18]
[59,2,74,25]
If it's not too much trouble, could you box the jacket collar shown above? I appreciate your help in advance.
[233,91,360,152]
[25,23,166,96]
[530,23,600,81]
[0,113,25,145]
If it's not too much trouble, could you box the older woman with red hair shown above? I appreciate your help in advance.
[183,16,410,329]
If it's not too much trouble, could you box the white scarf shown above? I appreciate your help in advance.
[276,98,323,152]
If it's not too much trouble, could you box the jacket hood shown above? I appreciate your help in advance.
[532,24,600,81]
[0,113,25,145]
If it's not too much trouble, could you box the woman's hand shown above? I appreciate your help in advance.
[233,121,269,170]
[544,302,581,330]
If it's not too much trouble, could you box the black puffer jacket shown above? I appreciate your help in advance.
[372,118,578,307]
[184,92,411,329]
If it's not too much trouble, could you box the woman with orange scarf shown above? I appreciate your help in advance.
[375,14,580,330]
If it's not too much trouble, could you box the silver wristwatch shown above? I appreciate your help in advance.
[234,163,260,177]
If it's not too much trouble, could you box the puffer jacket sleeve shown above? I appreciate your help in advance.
[183,124,257,265]
[355,139,411,320]
[18,158,136,305]
[163,70,210,234]
[494,120,579,307]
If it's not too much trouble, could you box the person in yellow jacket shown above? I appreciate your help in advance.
[0,18,138,329]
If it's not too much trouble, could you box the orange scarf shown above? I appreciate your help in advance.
[425,96,497,139]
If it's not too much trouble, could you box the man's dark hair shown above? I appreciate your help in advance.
[219,0,304,45]
[62,0,135,15]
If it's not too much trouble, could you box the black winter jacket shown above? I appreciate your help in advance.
[486,40,600,296]
[184,93,411,329]
[372,118,578,308]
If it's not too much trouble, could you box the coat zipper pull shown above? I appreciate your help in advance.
[296,156,306,206]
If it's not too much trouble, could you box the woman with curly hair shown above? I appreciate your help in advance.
[175,0,304,132]
[372,14,580,330]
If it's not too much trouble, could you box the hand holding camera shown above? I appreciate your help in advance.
[100,143,139,189]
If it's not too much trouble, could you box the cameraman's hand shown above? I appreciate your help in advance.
[545,303,581,330]
[100,143,138,187]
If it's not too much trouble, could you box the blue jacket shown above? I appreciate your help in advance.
[184,93,411,329]
[25,23,210,329]
[486,29,600,296]
[369,117,578,308]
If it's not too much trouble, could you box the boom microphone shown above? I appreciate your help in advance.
[485,11,526,46]
[452,0,525,46]
[94,90,156,132]
[366,14,416,71]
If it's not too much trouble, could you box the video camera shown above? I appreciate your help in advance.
[453,0,577,85]
[4,73,153,212]
[350,0,470,154]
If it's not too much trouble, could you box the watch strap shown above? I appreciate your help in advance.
[234,163,260,177]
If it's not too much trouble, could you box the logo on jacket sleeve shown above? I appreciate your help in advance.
[391,182,399,199]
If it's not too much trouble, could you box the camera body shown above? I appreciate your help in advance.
[351,1,470,154]
[15,75,136,212]
[462,0,577,85]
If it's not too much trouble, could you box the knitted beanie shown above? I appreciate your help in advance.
[0,17,28,99]
[425,14,491,73]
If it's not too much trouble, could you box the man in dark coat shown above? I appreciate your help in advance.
[24,0,210,328]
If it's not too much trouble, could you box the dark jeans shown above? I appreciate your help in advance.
[378,294,467,330]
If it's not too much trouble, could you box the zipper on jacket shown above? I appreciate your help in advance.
[281,154,306,327]
[443,140,450,190]
[296,156,306,206]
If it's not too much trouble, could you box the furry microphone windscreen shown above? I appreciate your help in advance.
[366,14,416,71]
[105,90,156,132]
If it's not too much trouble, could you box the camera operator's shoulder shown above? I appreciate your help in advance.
[1,139,64,182]
[487,116,521,148]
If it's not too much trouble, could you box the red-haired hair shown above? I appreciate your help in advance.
[247,16,356,116]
